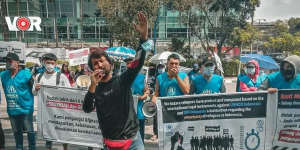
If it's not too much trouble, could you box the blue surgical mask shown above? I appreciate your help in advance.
[6,63,15,70]
[245,67,255,75]
[158,69,164,74]
[45,64,55,72]
[203,66,215,76]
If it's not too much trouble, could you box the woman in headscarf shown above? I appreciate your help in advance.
[236,60,266,92]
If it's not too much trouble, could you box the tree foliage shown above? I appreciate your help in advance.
[229,24,261,48]
[97,0,159,48]
[264,33,300,54]
[161,0,261,57]
[288,17,300,35]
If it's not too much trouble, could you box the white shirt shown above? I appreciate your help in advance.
[32,72,71,96]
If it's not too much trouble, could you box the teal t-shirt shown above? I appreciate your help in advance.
[157,72,187,97]
[236,74,266,92]
[1,69,34,116]
[131,73,146,120]
[192,74,223,94]
[267,72,300,89]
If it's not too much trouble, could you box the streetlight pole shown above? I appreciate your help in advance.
[97,21,102,47]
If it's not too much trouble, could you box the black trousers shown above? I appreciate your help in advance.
[0,121,4,148]
[153,114,158,136]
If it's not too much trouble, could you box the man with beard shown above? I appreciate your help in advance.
[82,12,149,150]
[259,55,300,92]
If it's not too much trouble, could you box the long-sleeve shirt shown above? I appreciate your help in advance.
[83,39,147,140]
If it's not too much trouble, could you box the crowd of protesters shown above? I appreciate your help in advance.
[0,11,300,150]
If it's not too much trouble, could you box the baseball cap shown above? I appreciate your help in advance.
[41,53,57,61]
[6,52,19,61]
[202,56,215,66]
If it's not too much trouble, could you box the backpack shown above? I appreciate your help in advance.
[37,71,61,86]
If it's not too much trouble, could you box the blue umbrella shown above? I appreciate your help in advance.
[105,47,136,59]
[240,54,280,70]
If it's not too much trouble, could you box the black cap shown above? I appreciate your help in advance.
[157,64,165,68]
[41,53,57,61]
[6,52,19,61]
[202,56,215,66]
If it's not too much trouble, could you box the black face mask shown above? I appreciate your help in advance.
[149,68,156,76]
[282,69,295,81]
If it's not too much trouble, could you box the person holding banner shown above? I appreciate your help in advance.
[82,12,150,150]
[0,53,35,150]
[259,55,300,93]
[188,63,200,81]
[190,57,226,94]
[152,54,190,99]
[151,54,190,140]
[32,53,70,150]
[236,60,266,92]
[131,71,150,144]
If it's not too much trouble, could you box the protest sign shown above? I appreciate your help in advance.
[157,92,273,150]
[273,89,300,149]
[38,85,103,148]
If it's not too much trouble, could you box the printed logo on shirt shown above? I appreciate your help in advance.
[167,86,176,96]
[103,89,113,96]
[6,85,18,99]
[7,85,16,94]
[202,89,213,94]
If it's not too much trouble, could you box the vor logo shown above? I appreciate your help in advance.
[5,16,41,31]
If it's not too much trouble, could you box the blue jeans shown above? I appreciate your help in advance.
[9,113,36,150]
[103,131,144,150]
[139,119,145,144]
[0,120,4,149]
[129,131,144,150]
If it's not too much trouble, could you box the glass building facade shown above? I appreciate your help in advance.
[0,0,209,43]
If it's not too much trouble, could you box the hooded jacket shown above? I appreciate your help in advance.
[259,55,300,90]
[237,60,266,92]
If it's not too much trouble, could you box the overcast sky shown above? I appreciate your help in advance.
[255,0,300,22]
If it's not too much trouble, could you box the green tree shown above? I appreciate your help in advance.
[162,0,261,57]
[264,33,300,54]
[272,20,289,37]
[97,0,159,48]
[288,17,300,35]
[229,24,261,50]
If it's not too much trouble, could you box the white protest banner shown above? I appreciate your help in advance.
[0,41,26,65]
[157,92,273,150]
[38,85,103,148]
[67,48,89,66]
[272,89,300,149]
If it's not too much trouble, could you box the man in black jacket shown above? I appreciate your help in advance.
[82,12,149,150]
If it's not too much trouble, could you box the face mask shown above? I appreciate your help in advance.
[282,69,294,81]
[6,63,15,70]
[45,64,55,72]
[203,66,215,76]
[158,69,164,74]
[245,67,256,75]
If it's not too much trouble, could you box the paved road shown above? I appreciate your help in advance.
[0,77,237,150]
